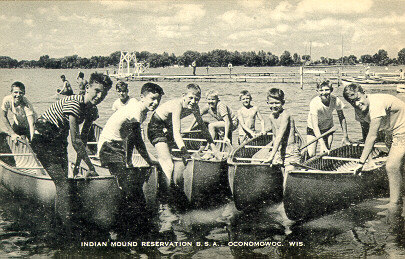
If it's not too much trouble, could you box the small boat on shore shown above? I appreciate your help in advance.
[283,144,389,222]
[342,76,405,85]
[396,84,405,93]
[171,131,232,209]
[227,131,303,211]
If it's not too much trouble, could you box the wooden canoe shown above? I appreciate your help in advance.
[283,144,389,222]
[171,131,232,208]
[342,77,405,85]
[0,133,121,230]
[227,131,304,211]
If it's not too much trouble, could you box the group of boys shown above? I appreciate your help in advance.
[1,73,405,226]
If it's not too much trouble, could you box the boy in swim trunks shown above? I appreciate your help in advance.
[76,71,88,95]
[307,80,350,157]
[344,84,405,211]
[189,90,239,144]
[237,90,265,144]
[1,81,36,141]
[98,82,162,179]
[147,84,217,187]
[58,75,73,96]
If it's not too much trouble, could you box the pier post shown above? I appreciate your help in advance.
[300,66,304,89]
[337,68,341,87]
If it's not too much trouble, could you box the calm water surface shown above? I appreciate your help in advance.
[0,67,404,257]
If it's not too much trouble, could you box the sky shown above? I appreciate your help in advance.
[0,0,404,61]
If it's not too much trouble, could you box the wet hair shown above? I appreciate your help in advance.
[116,81,129,92]
[267,88,285,104]
[186,84,201,95]
[239,90,252,101]
[89,73,113,91]
[206,89,219,99]
[11,81,25,93]
[141,82,164,96]
[316,80,333,92]
[343,83,365,103]
[60,75,65,79]
[78,72,84,79]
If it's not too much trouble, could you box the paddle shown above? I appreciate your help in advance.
[299,127,337,153]
[251,140,273,161]
[290,161,318,170]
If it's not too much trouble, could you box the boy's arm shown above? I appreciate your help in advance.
[355,117,382,171]
[172,102,187,150]
[223,114,231,142]
[337,110,350,145]
[255,108,266,134]
[130,122,156,166]
[192,106,214,144]
[69,115,97,177]
[0,109,20,141]
[26,115,35,141]
[187,106,208,131]
[264,114,290,163]
[310,113,329,152]
[360,122,370,141]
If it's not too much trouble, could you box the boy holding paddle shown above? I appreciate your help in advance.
[343,83,405,211]
[306,80,351,157]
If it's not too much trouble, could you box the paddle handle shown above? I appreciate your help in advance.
[299,127,337,152]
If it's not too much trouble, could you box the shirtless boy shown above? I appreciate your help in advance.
[237,90,265,144]
[263,88,300,175]
[147,84,217,186]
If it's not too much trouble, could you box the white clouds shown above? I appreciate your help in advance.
[296,0,373,14]
[23,19,34,27]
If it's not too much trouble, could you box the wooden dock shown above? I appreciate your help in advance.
[107,68,397,85]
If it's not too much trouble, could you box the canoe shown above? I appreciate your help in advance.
[0,133,120,230]
[227,131,304,211]
[342,77,405,85]
[171,131,232,208]
[87,124,158,211]
[397,84,405,93]
[283,144,389,222]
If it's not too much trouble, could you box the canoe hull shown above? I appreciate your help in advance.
[0,133,158,230]
[228,132,303,211]
[284,144,389,221]
[172,158,229,208]
[228,163,283,211]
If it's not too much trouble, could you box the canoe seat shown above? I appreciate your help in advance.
[5,137,45,175]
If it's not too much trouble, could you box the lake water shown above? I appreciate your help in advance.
[0,66,404,257]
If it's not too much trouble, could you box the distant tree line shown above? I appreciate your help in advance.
[1,48,405,69]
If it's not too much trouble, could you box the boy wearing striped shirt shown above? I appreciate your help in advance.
[31,72,112,226]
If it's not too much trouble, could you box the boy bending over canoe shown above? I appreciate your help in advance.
[344,84,405,211]
[188,90,239,144]
[307,80,350,157]
[147,84,218,187]
[98,83,162,183]
[1,81,36,141]
[31,73,112,226]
